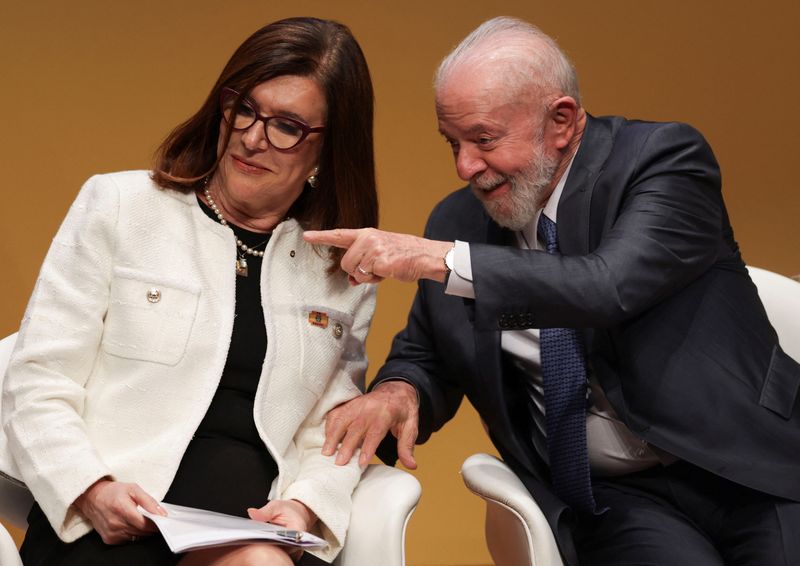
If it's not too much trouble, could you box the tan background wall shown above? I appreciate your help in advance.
[1,1,798,565]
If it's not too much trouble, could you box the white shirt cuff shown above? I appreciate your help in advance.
[444,240,475,299]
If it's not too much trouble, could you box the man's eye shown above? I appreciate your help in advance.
[477,136,494,145]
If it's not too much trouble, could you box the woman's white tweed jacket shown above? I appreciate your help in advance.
[2,170,375,561]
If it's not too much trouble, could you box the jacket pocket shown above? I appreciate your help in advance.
[101,267,200,365]
[758,345,800,419]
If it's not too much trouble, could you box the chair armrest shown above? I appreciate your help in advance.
[0,523,22,566]
[335,463,421,566]
[746,266,800,360]
[0,332,33,529]
[461,453,563,566]
[0,477,32,529]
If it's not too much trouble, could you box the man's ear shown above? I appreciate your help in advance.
[546,96,580,150]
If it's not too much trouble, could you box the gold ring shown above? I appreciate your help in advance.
[356,265,371,276]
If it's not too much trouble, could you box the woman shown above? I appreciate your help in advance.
[2,17,377,566]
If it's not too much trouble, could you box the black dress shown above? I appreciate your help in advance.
[20,201,325,566]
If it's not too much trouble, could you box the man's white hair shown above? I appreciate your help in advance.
[435,16,581,106]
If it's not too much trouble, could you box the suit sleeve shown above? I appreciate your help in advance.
[372,206,467,451]
[470,122,725,330]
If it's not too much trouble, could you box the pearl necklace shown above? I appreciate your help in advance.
[204,185,269,277]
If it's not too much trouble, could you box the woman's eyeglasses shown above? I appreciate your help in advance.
[220,87,325,151]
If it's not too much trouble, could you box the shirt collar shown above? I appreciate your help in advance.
[518,149,578,250]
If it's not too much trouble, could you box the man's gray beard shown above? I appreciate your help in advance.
[471,149,559,231]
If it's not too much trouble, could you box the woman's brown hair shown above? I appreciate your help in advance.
[153,17,377,272]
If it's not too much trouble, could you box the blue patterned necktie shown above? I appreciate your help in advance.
[537,213,600,515]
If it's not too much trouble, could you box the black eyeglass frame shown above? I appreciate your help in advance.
[219,87,325,151]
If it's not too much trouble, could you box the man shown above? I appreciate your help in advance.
[305,17,800,565]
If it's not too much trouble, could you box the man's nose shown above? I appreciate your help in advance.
[455,145,486,180]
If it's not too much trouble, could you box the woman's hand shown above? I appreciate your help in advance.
[73,478,166,544]
[248,498,317,532]
[248,499,317,561]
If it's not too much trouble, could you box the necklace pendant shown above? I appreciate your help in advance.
[235,257,249,277]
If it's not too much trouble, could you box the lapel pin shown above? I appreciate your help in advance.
[308,311,329,328]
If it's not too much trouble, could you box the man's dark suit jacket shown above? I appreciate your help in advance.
[374,114,800,565]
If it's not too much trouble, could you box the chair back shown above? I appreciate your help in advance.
[747,266,800,359]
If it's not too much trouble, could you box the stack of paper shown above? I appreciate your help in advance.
[139,502,328,553]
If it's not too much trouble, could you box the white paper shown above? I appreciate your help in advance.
[139,502,328,553]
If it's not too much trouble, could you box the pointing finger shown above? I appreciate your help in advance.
[303,229,360,249]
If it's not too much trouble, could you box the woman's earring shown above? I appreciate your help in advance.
[307,167,319,189]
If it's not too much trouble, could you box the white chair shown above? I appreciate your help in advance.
[0,524,22,566]
[0,332,421,566]
[461,266,800,566]
[461,453,563,566]
[0,333,27,566]
[336,464,420,566]
[747,266,800,360]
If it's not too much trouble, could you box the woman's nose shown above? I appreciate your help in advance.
[241,121,269,151]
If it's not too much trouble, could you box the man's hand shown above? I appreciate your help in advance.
[74,479,166,545]
[323,381,420,469]
[303,228,453,285]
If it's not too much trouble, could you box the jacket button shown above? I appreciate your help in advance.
[146,288,161,303]
[333,323,344,339]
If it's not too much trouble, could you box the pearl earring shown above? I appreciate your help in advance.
[307,167,319,189]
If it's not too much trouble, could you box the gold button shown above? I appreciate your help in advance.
[333,323,343,339]
[147,288,161,303]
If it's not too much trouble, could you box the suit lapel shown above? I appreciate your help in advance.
[470,211,510,384]
[556,115,616,366]
[470,213,545,473]
[557,115,613,256]
[471,211,509,401]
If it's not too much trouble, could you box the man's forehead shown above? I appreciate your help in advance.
[438,59,502,94]
[437,73,501,115]
[437,55,535,111]
[436,77,532,131]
